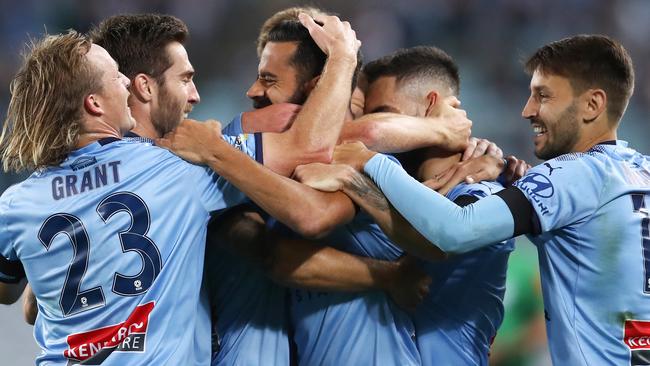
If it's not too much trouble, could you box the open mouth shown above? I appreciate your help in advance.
[531,123,547,136]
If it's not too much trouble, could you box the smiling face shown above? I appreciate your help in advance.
[150,41,200,136]
[246,41,309,108]
[521,69,582,160]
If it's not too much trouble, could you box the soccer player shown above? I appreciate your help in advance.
[295,46,516,366]
[0,32,254,365]
[320,35,650,365]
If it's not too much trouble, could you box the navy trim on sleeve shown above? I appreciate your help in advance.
[254,133,264,165]
[453,195,479,207]
[496,186,541,236]
[0,256,25,283]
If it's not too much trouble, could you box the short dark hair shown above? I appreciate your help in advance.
[525,34,634,123]
[266,19,327,85]
[89,14,189,82]
[259,8,362,90]
[363,46,460,96]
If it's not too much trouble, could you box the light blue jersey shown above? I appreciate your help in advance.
[512,141,650,365]
[415,181,513,366]
[206,115,290,366]
[290,212,421,366]
[0,135,256,365]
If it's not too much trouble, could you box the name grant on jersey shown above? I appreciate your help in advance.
[52,161,121,200]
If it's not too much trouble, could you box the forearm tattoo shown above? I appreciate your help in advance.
[346,171,390,211]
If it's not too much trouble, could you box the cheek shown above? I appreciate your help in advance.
[266,86,289,104]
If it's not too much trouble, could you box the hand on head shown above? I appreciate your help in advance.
[426,96,472,153]
[298,13,361,62]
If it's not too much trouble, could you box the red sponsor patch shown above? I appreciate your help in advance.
[63,302,154,363]
[625,320,650,350]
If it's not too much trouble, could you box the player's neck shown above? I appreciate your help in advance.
[76,119,122,148]
[129,107,161,139]
[573,126,618,152]
[130,118,161,139]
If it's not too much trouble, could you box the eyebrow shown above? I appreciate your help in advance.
[531,85,550,93]
[369,105,400,114]
[179,69,195,78]
[259,71,277,79]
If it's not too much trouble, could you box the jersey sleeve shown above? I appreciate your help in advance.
[364,153,514,254]
[190,166,250,213]
[0,188,25,283]
[221,114,263,165]
[186,114,263,213]
[512,156,603,233]
[222,114,244,136]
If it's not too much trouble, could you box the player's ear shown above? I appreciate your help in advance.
[582,88,606,123]
[84,93,103,116]
[130,73,154,103]
[424,91,440,116]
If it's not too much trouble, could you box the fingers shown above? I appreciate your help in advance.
[437,170,466,195]
[298,12,321,35]
[298,13,360,57]
[486,142,503,159]
[461,137,477,161]
[464,169,493,185]
[471,139,490,159]
[515,161,528,179]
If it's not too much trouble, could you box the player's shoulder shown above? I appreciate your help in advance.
[523,147,610,184]
[112,139,202,171]
[543,143,624,174]
[0,182,23,212]
[447,180,503,201]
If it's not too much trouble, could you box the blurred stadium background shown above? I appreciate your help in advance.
[1,0,648,364]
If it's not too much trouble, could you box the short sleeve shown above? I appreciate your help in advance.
[222,114,244,136]
[513,156,603,232]
[179,114,261,213]
[221,114,263,165]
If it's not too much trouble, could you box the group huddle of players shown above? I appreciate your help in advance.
[0,5,649,366]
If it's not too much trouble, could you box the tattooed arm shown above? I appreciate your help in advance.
[293,162,446,261]
[340,170,447,261]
